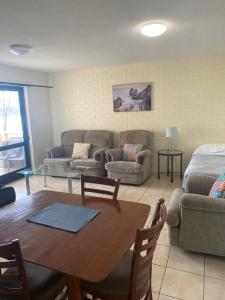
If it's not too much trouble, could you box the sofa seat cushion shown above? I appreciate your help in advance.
[70,159,102,169]
[105,161,143,174]
[43,157,73,166]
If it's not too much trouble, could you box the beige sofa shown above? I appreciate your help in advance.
[167,174,225,256]
[44,130,113,177]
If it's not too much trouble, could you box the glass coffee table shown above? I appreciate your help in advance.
[18,165,94,195]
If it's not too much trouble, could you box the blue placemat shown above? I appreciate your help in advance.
[27,202,101,233]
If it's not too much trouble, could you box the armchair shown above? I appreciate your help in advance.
[105,130,152,185]
[167,174,225,256]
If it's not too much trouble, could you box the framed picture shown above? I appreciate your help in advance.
[113,82,151,112]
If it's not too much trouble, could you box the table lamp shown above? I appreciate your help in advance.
[165,127,178,152]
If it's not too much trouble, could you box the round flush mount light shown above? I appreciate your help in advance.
[140,23,167,37]
[9,44,32,55]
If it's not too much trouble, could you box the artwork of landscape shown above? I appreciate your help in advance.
[113,83,151,112]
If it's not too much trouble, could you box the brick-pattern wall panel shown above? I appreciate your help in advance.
[50,56,225,171]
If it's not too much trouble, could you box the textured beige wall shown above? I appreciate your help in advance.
[50,55,225,171]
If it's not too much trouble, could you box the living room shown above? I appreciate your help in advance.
[0,1,225,300]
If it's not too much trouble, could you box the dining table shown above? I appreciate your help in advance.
[0,190,150,299]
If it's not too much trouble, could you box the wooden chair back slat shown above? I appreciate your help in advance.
[82,188,114,196]
[140,239,156,251]
[0,274,20,281]
[130,198,167,300]
[138,248,155,266]
[81,175,121,200]
[0,260,18,268]
[0,286,25,295]
[0,239,30,299]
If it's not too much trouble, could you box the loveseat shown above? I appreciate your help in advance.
[167,174,225,256]
[44,130,113,177]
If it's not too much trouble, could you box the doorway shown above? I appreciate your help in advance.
[0,86,30,184]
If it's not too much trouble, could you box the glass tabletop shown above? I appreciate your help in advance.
[158,149,183,156]
[18,164,94,179]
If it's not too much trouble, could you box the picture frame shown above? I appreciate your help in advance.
[112,82,151,112]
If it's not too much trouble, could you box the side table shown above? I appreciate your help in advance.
[157,149,184,183]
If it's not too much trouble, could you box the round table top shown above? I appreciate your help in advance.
[157,149,184,156]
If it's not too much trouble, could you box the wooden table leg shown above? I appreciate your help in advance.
[67,275,82,300]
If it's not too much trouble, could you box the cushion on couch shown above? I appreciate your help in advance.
[105,161,143,174]
[43,158,73,166]
[209,172,225,198]
[84,130,113,157]
[72,143,90,159]
[70,159,102,169]
[122,144,143,161]
[62,130,87,157]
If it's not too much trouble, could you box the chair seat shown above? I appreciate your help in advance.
[81,250,149,298]
[81,251,133,298]
[43,157,73,166]
[105,161,143,174]
[81,251,150,298]
[70,158,102,169]
[0,261,64,300]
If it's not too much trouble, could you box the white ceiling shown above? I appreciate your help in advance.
[1,0,225,72]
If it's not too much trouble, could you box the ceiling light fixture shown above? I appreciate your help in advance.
[141,23,167,37]
[9,44,32,55]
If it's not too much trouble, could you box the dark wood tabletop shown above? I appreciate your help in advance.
[0,190,150,283]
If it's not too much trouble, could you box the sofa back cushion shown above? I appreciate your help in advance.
[84,130,113,157]
[61,130,86,157]
[120,130,152,150]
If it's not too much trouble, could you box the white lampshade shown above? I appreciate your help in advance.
[165,127,178,138]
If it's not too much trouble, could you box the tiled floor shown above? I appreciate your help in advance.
[9,174,225,300]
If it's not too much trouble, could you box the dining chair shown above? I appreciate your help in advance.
[0,239,68,300]
[80,198,167,300]
[81,174,121,200]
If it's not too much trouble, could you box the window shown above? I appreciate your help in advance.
[0,86,30,183]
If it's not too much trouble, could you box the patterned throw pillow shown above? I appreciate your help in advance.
[209,173,225,198]
[122,144,143,162]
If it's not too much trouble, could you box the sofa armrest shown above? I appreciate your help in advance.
[105,149,122,162]
[167,188,184,227]
[136,150,152,165]
[185,175,216,195]
[93,148,108,162]
[46,146,64,158]
[181,193,225,213]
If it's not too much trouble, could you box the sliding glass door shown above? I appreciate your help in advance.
[0,85,30,184]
